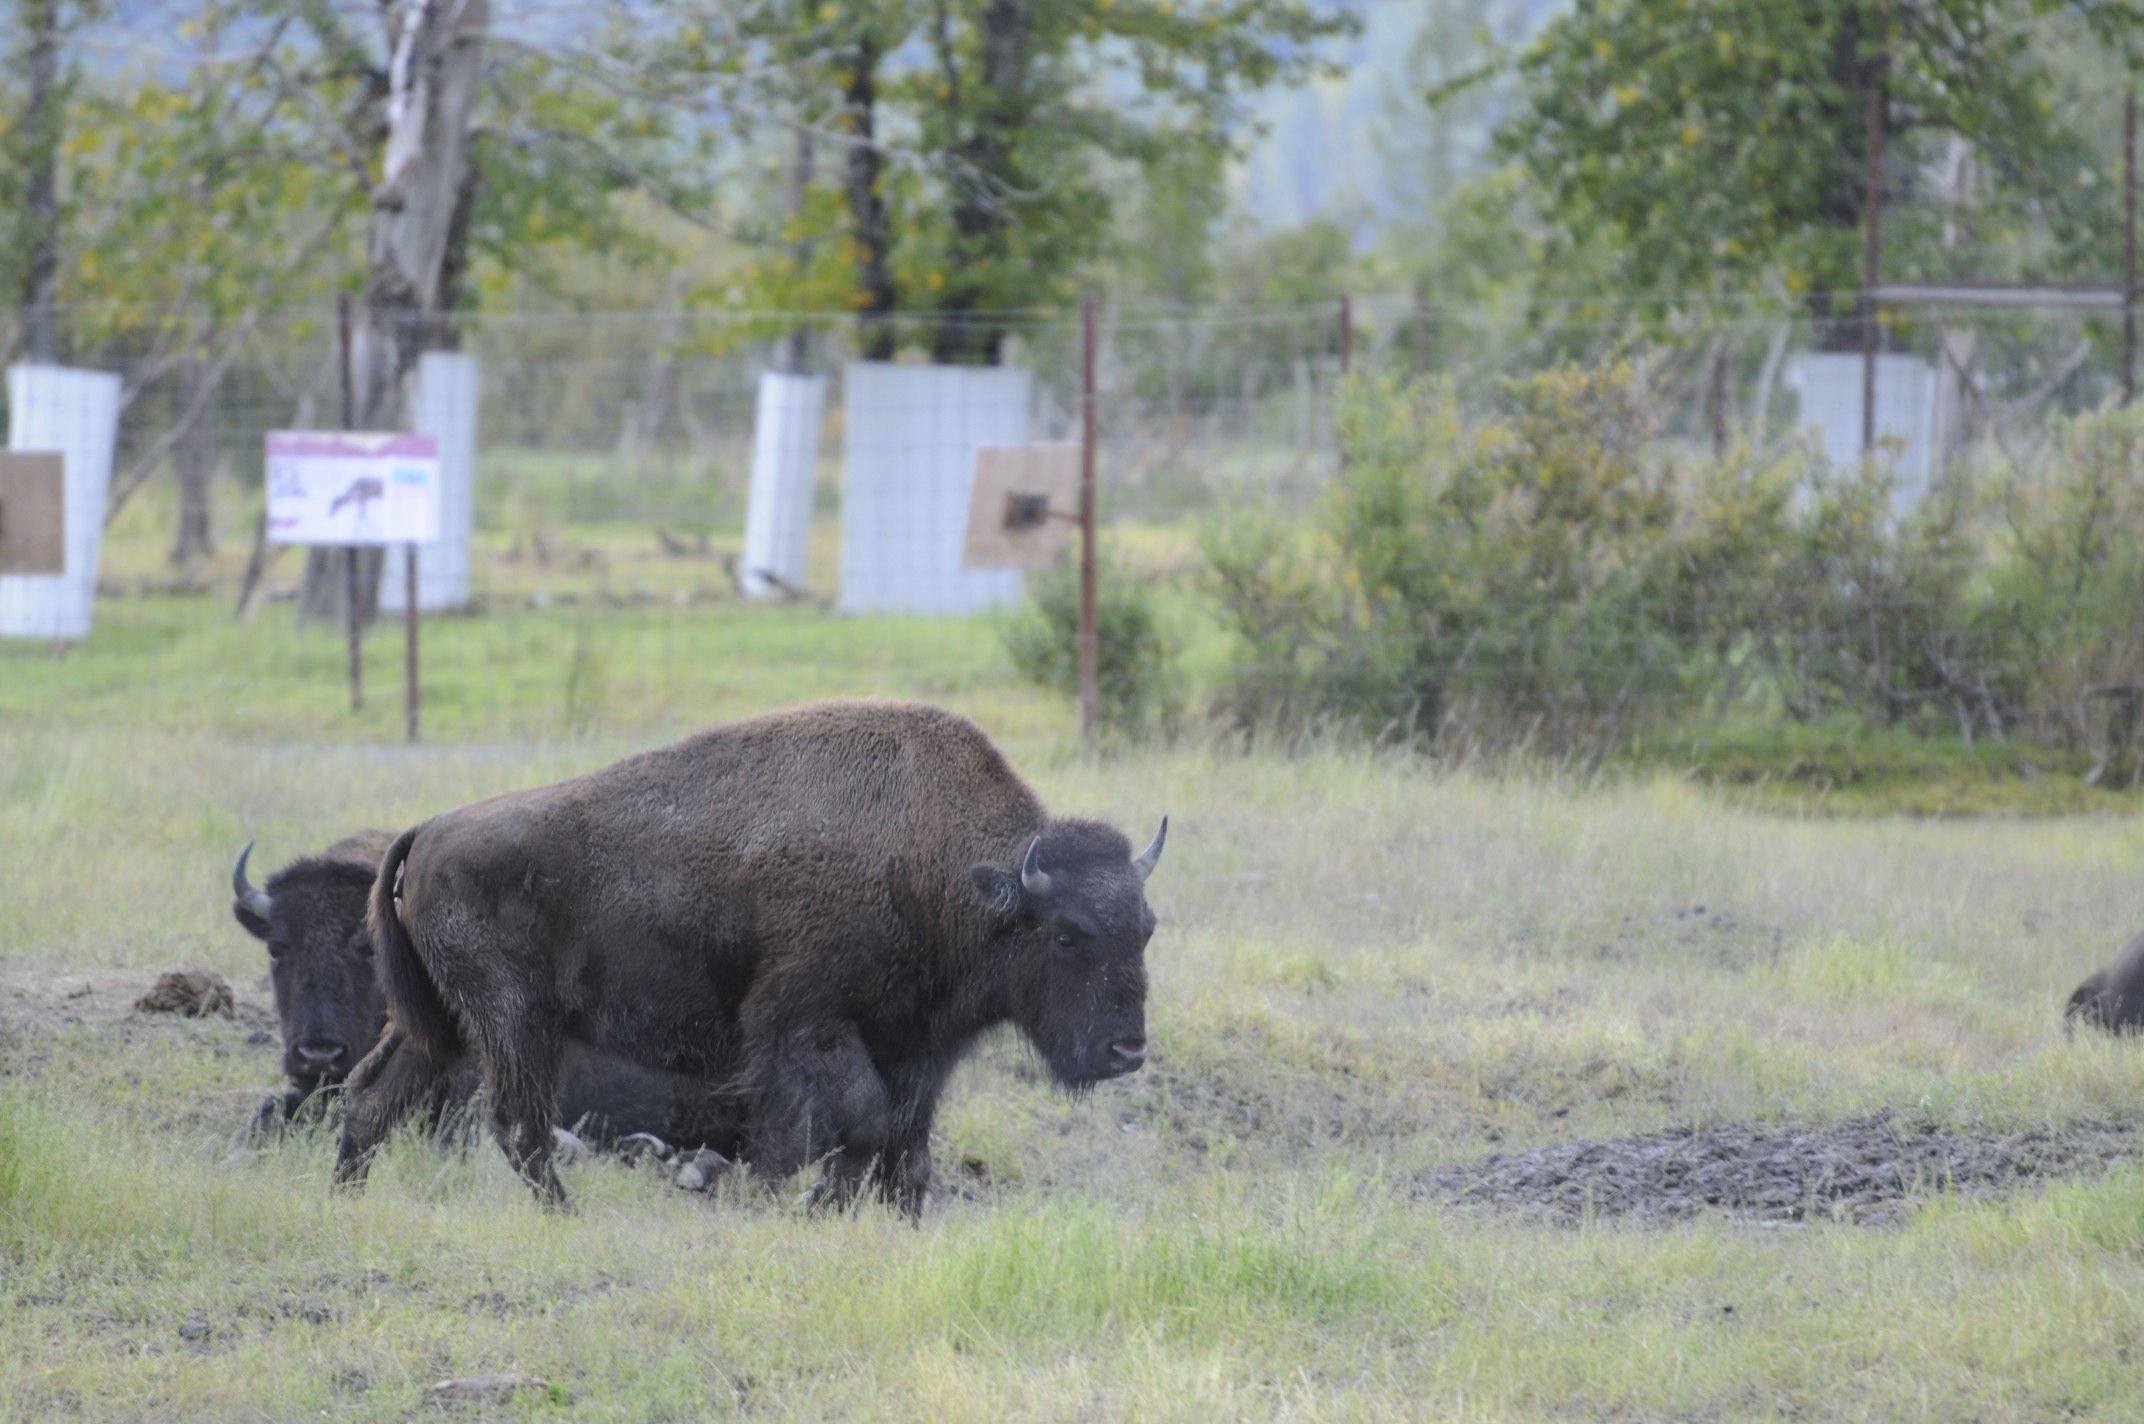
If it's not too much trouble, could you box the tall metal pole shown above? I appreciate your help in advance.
[1861,71,1886,456]
[2125,84,2137,407]
[1078,291,1099,755]
[338,292,363,711]
[405,547,420,741]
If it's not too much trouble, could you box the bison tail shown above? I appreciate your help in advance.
[371,826,462,1062]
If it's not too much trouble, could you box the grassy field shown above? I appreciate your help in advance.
[10,511,2144,1418]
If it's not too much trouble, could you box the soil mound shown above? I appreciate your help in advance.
[135,969,235,1018]
[1424,1113,2142,1225]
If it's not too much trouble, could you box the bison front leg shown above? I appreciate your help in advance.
[873,1065,947,1220]
[333,1028,459,1191]
[743,1018,893,1211]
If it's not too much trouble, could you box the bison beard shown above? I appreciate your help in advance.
[334,700,1167,1212]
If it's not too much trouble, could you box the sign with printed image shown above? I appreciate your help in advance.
[263,432,440,545]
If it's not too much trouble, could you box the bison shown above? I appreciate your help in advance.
[334,700,1166,1212]
[232,834,743,1155]
[2065,931,2144,1035]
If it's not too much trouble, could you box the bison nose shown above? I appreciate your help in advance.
[295,1040,347,1071]
[1109,1035,1147,1074]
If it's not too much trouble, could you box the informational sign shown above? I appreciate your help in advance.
[264,431,440,545]
[0,451,64,574]
[961,443,1080,570]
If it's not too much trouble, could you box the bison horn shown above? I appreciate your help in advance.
[1132,816,1167,882]
[1020,836,1052,898]
[232,840,273,920]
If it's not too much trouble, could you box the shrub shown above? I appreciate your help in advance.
[1000,555,1182,740]
[1203,363,1800,754]
[1198,364,2144,768]
[1981,407,2144,777]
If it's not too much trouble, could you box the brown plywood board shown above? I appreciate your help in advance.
[962,444,1080,570]
[0,452,64,575]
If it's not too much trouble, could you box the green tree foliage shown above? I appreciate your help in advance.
[712,0,1357,363]
[1491,1,2134,333]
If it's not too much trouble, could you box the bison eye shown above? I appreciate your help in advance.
[1055,933,1075,949]
[266,940,288,960]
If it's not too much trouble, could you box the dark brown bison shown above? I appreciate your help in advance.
[334,700,1166,1212]
[2066,931,2144,1035]
[232,835,743,1155]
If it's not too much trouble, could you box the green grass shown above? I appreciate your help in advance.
[12,496,2144,1417]
[1634,719,2137,818]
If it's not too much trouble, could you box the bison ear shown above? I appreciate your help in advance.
[969,863,1024,918]
[233,899,271,941]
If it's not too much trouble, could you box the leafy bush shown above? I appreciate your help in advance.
[1751,453,1984,732]
[1202,363,1803,753]
[1001,556,1182,740]
[1198,364,2144,769]
[1980,407,2144,778]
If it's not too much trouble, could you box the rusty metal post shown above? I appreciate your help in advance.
[338,292,362,711]
[1078,291,1099,755]
[1861,71,1885,456]
[2125,85,2137,407]
[405,546,420,741]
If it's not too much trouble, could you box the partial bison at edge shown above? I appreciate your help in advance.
[334,699,1167,1212]
[232,834,744,1155]
[2066,930,2144,1035]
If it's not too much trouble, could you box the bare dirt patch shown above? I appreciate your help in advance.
[0,965,271,1040]
[1423,1112,2143,1225]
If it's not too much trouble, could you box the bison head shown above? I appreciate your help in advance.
[971,816,1166,1087]
[231,840,387,1092]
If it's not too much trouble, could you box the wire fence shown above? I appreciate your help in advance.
[6,293,2143,754]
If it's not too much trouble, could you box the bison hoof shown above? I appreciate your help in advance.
[550,1127,591,1166]
[673,1148,733,1192]
[615,1133,673,1165]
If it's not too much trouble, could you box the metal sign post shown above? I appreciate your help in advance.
[264,430,439,738]
[1078,292,1099,755]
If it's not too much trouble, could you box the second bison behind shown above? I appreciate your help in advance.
[336,700,1167,1211]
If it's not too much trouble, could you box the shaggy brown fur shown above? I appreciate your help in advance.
[232,833,740,1151]
[2066,931,2144,1035]
[335,700,1166,1211]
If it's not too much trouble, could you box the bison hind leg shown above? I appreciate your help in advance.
[334,1028,460,1191]
[476,1020,570,1209]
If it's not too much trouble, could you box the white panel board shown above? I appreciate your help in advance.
[839,362,1031,615]
[1788,353,1937,510]
[264,432,440,543]
[0,363,122,641]
[382,351,479,612]
[741,370,825,599]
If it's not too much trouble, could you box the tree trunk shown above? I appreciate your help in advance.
[774,127,816,375]
[170,350,217,566]
[931,0,1031,367]
[299,0,488,628]
[14,0,62,363]
[842,39,897,363]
